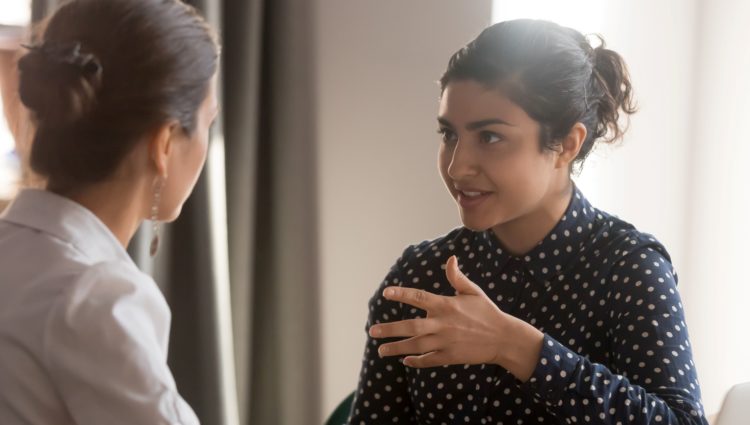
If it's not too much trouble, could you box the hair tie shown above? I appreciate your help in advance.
[22,41,102,77]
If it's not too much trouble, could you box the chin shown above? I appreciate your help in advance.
[458,215,493,232]
[459,210,515,233]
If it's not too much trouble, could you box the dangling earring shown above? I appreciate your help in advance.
[150,176,164,257]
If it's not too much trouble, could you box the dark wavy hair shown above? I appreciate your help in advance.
[440,19,637,170]
[18,0,220,189]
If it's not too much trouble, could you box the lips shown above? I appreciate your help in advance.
[458,190,486,197]
[455,188,492,208]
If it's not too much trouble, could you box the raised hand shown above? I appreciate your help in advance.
[369,255,544,381]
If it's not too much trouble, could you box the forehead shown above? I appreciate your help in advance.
[438,80,534,126]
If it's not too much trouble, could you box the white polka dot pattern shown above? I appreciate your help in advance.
[347,188,707,425]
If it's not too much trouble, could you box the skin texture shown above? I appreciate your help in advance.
[64,76,219,248]
[370,80,587,381]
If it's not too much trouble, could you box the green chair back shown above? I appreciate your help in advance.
[325,391,355,425]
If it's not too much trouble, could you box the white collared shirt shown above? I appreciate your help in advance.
[0,189,199,425]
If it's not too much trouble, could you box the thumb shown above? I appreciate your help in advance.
[445,255,482,295]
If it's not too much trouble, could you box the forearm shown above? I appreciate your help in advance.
[520,335,708,425]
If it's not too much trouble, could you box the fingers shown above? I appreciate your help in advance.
[403,351,453,368]
[445,255,481,295]
[369,317,438,339]
[377,334,441,358]
[382,286,445,312]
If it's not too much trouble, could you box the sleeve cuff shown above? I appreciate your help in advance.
[520,333,582,402]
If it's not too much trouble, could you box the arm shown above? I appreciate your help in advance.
[372,252,708,424]
[521,247,707,424]
[43,262,199,425]
[348,252,417,425]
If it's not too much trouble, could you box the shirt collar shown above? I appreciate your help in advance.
[482,185,597,285]
[0,189,134,265]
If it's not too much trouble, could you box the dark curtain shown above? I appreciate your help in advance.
[31,0,321,424]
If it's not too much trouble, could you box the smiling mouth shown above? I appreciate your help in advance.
[455,190,492,208]
[458,190,487,197]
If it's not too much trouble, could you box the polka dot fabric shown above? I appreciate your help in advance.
[348,188,707,424]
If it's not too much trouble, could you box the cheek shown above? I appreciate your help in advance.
[485,145,553,200]
[192,138,209,169]
[182,129,210,174]
[509,151,556,203]
[164,139,208,214]
[480,146,525,186]
[437,144,450,174]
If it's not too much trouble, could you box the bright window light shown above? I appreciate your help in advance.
[0,100,12,157]
[0,1,30,199]
[206,134,240,425]
[0,1,31,27]
[492,0,605,34]
[0,77,20,199]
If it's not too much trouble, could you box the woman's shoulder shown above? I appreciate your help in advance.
[588,206,673,269]
[47,260,169,330]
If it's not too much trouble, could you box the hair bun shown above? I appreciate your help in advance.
[589,41,637,144]
[18,40,103,127]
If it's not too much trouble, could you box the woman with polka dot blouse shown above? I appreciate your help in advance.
[348,19,708,425]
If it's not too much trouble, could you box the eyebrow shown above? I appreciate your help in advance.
[437,117,517,130]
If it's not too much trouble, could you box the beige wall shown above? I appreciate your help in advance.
[315,0,492,420]
[681,0,750,413]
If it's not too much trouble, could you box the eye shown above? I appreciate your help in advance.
[479,131,503,144]
[437,127,458,144]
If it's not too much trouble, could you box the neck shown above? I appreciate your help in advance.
[491,178,574,256]
[51,179,148,249]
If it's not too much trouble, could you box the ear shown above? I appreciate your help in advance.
[554,122,587,169]
[148,121,179,178]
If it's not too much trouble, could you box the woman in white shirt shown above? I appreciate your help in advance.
[0,0,219,424]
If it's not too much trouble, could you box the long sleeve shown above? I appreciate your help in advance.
[521,247,708,424]
[348,251,418,425]
[42,262,199,425]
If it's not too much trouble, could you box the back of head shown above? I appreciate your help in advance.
[18,0,220,190]
[440,19,637,170]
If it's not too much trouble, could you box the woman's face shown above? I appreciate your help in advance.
[437,80,560,232]
[159,77,219,222]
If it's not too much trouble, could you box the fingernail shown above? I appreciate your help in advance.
[379,345,388,357]
[369,326,381,337]
[384,288,395,297]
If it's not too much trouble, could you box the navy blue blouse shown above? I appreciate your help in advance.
[348,188,707,424]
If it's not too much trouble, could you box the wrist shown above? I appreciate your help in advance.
[494,314,544,382]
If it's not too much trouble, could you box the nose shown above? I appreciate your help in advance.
[446,139,479,180]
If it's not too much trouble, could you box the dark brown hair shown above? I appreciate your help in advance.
[18,0,220,189]
[440,19,637,170]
